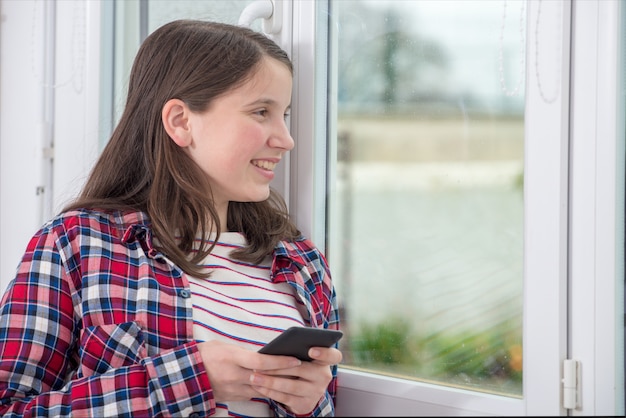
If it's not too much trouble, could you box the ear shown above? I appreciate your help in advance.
[162,98,192,147]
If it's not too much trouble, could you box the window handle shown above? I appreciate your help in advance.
[238,0,282,34]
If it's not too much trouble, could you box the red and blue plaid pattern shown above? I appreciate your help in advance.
[0,209,339,417]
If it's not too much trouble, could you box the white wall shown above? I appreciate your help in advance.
[0,0,101,294]
[52,0,102,209]
[0,1,47,294]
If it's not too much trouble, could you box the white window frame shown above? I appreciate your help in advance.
[568,0,624,415]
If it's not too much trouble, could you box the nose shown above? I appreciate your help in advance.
[269,119,295,151]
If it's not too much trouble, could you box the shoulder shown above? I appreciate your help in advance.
[274,236,326,264]
[39,208,151,241]
[274,236,331,277]
[273,236,337,326]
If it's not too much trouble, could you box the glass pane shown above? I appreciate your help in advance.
[327,0,525,396]
[110,0,258,131]
[147,0,259,31]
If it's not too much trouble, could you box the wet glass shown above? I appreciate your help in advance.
[327,0,525,396]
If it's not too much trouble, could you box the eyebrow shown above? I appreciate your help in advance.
[250,98,291,110]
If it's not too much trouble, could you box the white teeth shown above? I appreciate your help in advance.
[253,160,277,171]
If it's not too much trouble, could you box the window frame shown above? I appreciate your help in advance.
[568,0,624,415]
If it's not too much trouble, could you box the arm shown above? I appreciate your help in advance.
[0,222,214,417]
[269,239,342,417]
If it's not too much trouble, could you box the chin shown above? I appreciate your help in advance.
[239,191,271,203]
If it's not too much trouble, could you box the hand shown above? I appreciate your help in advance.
[197,340,302,404]
[249,346,343,415]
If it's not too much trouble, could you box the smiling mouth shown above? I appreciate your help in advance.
[252,160,277,171]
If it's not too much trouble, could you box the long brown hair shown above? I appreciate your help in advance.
[64,20,300,278]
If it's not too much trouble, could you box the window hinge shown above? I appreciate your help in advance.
[562,359,581,410]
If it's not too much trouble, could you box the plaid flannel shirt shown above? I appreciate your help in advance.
[0,209,340,417]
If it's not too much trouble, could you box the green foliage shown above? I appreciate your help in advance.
[350,316,416,365]
[348,318,522,392]
[421,328,522,384]
[513,171,524,191]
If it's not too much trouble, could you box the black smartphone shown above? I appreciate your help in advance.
[258,326,343,361]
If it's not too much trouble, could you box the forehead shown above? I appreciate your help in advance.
[250,56,292,83]
[228,57,292,98]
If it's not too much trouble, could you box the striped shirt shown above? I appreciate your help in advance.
[188,232,306,416]
[0,209,340,417]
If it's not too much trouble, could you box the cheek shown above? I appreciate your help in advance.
[185,137,221,174]
[229,125,266,155]
[188,124,265,170]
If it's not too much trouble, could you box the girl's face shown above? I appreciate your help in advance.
[185,57,294,214]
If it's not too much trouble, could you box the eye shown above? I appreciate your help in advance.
[254,109,268,117]
[283,111,291,121]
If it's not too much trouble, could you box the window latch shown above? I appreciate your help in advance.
[238,0,282,34]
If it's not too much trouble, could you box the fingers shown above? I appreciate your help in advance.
[248,354,302,371]
[308,346,343,365]
[197,340,340,414]
[249,352,337,415]
[255,346,341,369]
[249,372,325,415]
